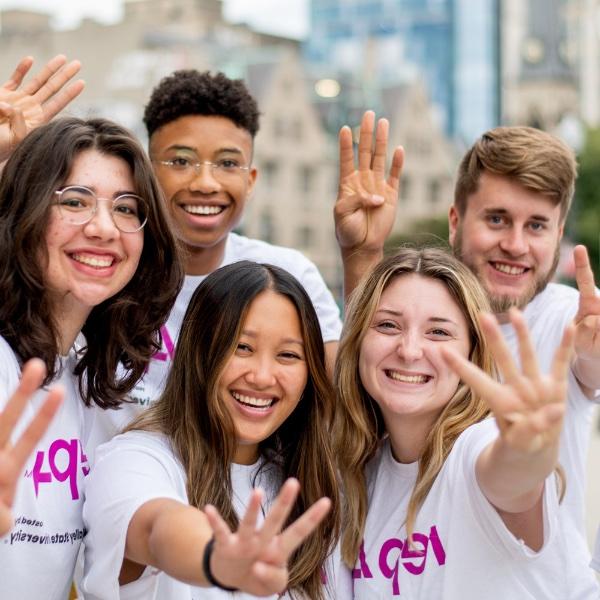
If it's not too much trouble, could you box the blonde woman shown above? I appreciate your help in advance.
[334,247,598,599]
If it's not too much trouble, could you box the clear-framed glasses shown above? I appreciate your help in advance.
[156,156,250,181]
[54,186,148,233]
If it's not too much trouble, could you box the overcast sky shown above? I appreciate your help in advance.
[0,0,309,38]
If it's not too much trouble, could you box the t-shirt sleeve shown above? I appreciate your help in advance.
[82,435,187,599]
[292,254,342,343]
[453,419,559,560]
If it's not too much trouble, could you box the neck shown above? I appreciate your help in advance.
[384,414,437,464]
[494,311,510,325]
[52,300,91,355]
[234,443,259,465]
[184,241,227,276]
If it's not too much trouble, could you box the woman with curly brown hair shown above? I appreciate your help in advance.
[0,116,183,599]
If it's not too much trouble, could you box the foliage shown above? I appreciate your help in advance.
[384,216,450,253]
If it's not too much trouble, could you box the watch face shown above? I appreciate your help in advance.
[523,37,545,63]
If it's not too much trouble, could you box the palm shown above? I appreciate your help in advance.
[205,479,331,595]
[444,310,572,454]
[0,55,84,162]
[335,111,404,253]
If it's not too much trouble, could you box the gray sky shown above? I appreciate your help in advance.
[0,0,309,38]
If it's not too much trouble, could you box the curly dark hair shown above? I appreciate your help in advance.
[0,117,184,408]
[143,70,260,138]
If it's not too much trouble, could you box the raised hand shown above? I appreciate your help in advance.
[205,478,331,596]
[443,309,573,454]
[573,244,600,362]
[0,55,85,162]
[335,110,404,256]
[0,359,63,536]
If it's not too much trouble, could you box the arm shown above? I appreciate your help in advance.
[571,245,600,395]
[123,478,330,595]
[443,309,573,549]
[0,359,62,536]
[334,111,404,302]
[0,55,84,162]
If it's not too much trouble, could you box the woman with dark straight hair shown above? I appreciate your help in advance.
[0,116,183,599]
[83,261,344,599]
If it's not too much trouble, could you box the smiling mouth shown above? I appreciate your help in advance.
[490,262,528,276]
[385,371,431,384]
[182,204,226,215]
[71,253,115,268]
[231,391,277,409]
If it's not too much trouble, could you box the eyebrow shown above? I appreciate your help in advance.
[374,309,458,326]
[166,144,244,156]
[482,207,550,222]
[241,330,304,346]
[62,184,138,198]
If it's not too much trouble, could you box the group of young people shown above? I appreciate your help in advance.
[0,53,599,599]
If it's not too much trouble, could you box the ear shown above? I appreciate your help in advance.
[245,167,258,203]
[448,204,459,247]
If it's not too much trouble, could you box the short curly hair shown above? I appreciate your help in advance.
[143,70,260,138]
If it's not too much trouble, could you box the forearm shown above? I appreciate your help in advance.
[125,499,214,587]
[476,437,558,513]
[341,248,382,303]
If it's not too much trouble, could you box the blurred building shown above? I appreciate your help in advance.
[305,0,501,143]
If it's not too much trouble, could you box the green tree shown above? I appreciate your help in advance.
[570,128,600,278]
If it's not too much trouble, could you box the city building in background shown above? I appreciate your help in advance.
[306,0,501,143]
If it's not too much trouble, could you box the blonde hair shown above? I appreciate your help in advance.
[454,126,577,221]
[334,247,495,565]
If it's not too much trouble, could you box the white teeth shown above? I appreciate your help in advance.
[387,372,429,384]
[493,263,525,275]
[231,391,274,408]
[183,205,224,215]
[72,253,114,268]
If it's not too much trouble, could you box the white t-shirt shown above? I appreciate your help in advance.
[499,283,595,534]
[353,419,598,599]
[82,430,349,600]
[86,232,342,453]
[0,336,89,600]
[591,525,600,573]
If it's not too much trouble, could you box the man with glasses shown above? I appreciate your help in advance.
[106,70,341,430]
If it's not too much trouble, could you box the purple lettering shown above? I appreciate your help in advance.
[32,450,51,496]
[429,526,446,566]
[401,532,428,575]
[152,325,175,363]
[48,439,79,500]
[352,542,374,579]
[379,538,403,596]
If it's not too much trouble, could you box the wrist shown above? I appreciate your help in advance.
[202,536,238,592]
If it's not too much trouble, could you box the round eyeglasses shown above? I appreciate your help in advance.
[156,157,250,181]
[54,186,148,233]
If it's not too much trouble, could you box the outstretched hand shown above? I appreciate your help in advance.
[205,478,331,596]
[443,309,573,454]
[0,55,84,162]
[0,359,63,536]
[573,244,600,362]
[334,110,404,256]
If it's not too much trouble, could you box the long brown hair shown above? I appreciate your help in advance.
[334,247,494,565]
[131,261,340,599]
[0,117,183,407]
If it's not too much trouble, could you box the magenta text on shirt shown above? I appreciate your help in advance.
[151,325,175,364]
[352,525,446,596]
[27,438,89,500]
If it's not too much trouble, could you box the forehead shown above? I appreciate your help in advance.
[66,149,133,187]
[378,274,468,326]
[149,114,253,158]
[243,290,302,335]
[465,172,562,222]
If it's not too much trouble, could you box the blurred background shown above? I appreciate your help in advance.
[0,0,598,552]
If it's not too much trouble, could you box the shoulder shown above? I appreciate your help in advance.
[528,283,578,316]
[227,232,318,276]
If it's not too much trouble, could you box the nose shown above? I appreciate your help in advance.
[499,227,528,256]
[189,163,221,194]
[396,331,424,363]
[245,355,277,389]
[83,202,119,240]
